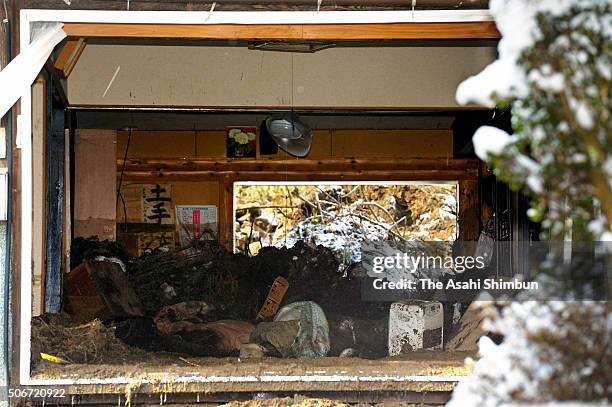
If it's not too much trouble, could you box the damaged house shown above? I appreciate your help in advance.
[0,0,541,405]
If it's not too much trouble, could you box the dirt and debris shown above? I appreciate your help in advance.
[43,235,483,372]
[64,258,144,323]
[70,236,130,270]
[126,240,386,323]
[30,351,472,403]
[36,182,474,379]
[220,397,434,407]
[49,240,391,364]
[31,313,148,367]
[220,396,350,407]
[250,320,300,358]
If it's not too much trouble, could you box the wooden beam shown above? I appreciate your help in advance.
[32,78,47,316]
[63,22,500,41]
[301,22,500,40]
[53,38,86,77]
[43,77,66,313]
[8,0,25,387]
[117,157,480,173]
[43,61,69,107]
[53,40,77,71]
[63,38,86,77]
[120,169,476,182]
[458,179,480,241]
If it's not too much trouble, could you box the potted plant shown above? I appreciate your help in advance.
[227,127,257,158]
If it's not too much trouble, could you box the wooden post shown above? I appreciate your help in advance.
[458,179,480,241]
[43,76,65,313]
[31,78,46,316]
[218,176,234,251]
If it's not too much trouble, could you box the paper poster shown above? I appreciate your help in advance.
[175,205,218,245]
[142,184,173,224]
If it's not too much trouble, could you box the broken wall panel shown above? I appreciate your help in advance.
[75,129,117,241]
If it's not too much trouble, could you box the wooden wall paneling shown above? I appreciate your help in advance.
[74,129,117,240]
[116,183,142,223]
[173,182,220,207]
[331,129,453,158]
[120,129,453,161]
[195,130,226,157]
[272,129,332,159]
[117,130,197,158]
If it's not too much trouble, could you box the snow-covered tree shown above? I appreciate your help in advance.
[447,1,611,405]
[457,0,611,242]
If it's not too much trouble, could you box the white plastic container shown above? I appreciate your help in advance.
[388,300,443,355]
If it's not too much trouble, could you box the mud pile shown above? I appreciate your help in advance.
[31,313,147,368]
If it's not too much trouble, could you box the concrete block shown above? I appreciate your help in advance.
[388,300,443,355]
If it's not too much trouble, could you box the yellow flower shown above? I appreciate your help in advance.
[234,131,249,144]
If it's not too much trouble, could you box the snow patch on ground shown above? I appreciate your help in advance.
[276,215,387,266]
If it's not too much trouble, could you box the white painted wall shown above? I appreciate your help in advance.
[68,45,495,108]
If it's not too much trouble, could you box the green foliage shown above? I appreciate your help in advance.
[485,2,611,241]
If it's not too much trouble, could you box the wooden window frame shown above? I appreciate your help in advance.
[16,8,491,386]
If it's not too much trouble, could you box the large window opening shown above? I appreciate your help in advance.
[234,181,458,262]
